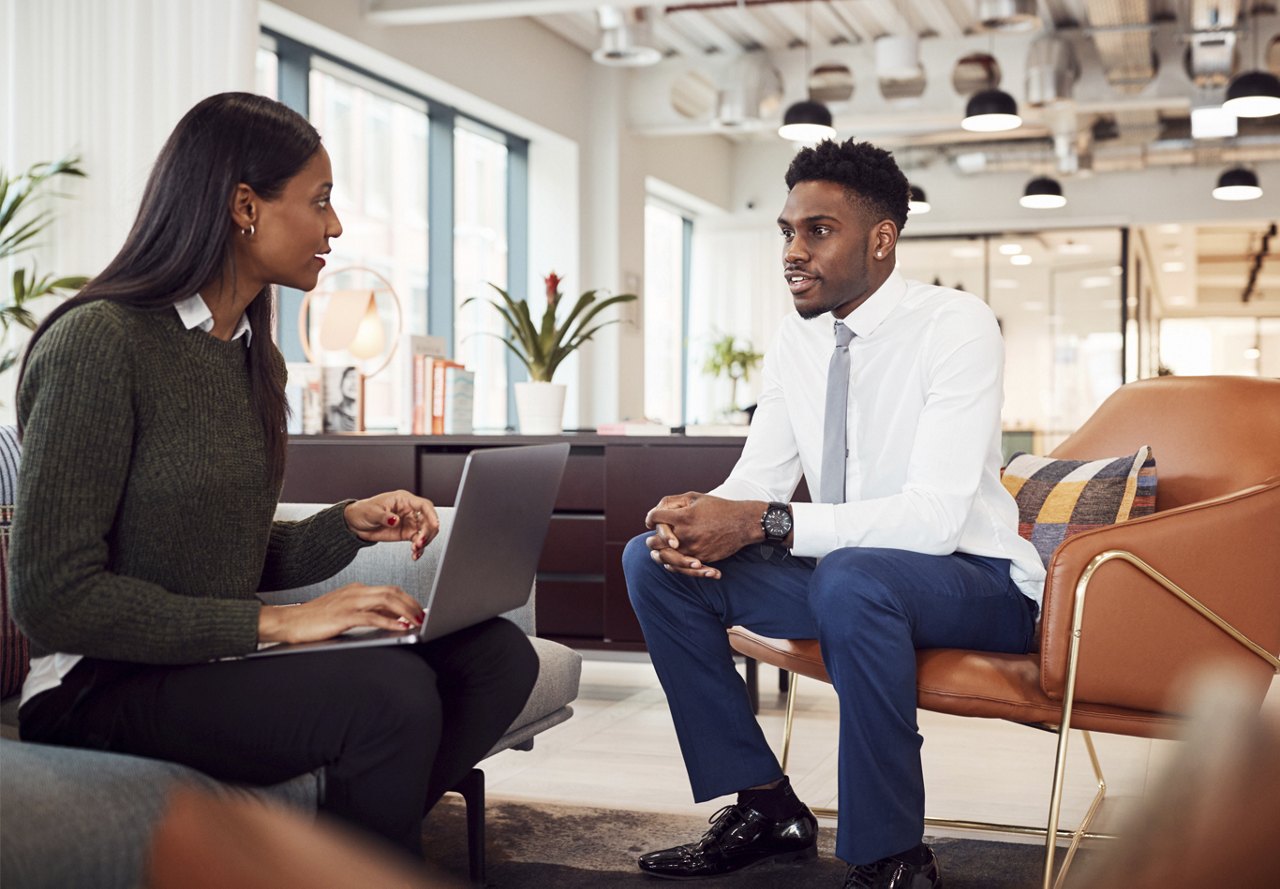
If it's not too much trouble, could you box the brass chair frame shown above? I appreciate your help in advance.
[757,549,1280,889]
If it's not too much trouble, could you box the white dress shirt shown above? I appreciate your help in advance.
[710,269,1046,606]
[20,294,252,707]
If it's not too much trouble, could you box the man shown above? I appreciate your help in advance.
[622,139,1045,889]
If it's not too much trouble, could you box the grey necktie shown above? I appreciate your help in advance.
[820,321,855,504]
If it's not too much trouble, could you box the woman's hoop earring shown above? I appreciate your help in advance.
[242,224,255,239]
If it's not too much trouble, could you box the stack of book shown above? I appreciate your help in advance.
[403,334,475,435]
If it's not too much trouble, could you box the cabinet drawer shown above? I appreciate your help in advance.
[539,515,605,573]
[603,543,644,643]
[417,446,604,510]
[535,579,604,639]
[604,444,745,541]
[283,442,417,503]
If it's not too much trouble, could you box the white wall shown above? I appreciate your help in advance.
[1,0,259,422]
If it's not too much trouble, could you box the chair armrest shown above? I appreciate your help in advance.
[1038,478,1280,713]
[263,505,535,636]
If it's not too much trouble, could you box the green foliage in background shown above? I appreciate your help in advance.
[1,156,88,373]
[704,332,763,413]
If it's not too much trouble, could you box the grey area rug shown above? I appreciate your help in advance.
[422,797,1053,888]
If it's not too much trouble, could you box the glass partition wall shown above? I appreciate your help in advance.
[896,228,1125,456]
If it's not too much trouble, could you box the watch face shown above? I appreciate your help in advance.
[763,506,792,540]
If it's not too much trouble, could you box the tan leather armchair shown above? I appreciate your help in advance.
[728,375,1280,889]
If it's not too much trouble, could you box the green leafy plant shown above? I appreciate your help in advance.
[466,271,637,383]
[704,332,763,413]
[1,156,88,373]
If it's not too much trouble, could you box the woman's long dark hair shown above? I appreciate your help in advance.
[19,92,321,485]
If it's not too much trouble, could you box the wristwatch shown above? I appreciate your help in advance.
[761,501,793,544]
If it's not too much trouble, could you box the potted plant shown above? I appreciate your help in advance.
[1,156,88,377]
[467,272,636,434]
[704,332,763,421]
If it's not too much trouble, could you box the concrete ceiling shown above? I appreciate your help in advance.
[360,2,1279,316]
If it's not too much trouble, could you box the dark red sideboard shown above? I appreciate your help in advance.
[281,433,750,650]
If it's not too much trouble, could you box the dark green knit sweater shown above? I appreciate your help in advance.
[12,299,369,664]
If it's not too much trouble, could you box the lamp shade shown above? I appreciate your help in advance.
[1019,176,1066,209]
[908,185,931,214]
[778,99,836,142]
[1212,167,1263,201]
[1223,70,1280,118]
[962,88,1022,132]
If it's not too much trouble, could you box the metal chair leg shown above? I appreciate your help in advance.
[450,768,486,885]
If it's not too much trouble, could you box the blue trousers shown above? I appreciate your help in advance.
[623,535,1037,865]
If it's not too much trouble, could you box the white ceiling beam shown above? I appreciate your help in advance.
[810,1,857,45]
[667,10,745,55]
[651,16,710,58]
[758,3,808,45]
[706,6,781,50]
[366,0,652,26]
[535,12,602,53]
[910,0,967,39]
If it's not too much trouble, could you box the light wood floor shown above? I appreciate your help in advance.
[480,653,1279,845]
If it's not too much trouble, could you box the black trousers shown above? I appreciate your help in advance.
[19,617,538,858]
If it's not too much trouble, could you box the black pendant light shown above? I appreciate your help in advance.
[1212,167,1263,201]
[779,3,837,143]
[962,88,1021,132]
[907,184,931,214]
[1019,176,1065,209]
[779,100,836,142]
[1223,70,1280,118]
[1223,16,1280,119]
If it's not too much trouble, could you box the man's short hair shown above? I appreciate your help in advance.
[784,139,910,233]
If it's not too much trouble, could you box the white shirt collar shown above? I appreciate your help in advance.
[837,267,905,340]
[173,293,252,345]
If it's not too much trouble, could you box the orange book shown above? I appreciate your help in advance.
[431,360,464,435]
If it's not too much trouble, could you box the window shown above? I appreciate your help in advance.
[265,31,527,432]
[453,124,510,431]
[644,201,690,426]
[1160,317,1278,377]
[896,228,1125,454]
[307,61,428,431]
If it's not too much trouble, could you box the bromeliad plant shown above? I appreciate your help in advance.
[1,156,89,373]
[467,271,637,383]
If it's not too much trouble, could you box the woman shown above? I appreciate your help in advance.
[9,92,538,859]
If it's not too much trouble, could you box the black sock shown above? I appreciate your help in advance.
[887,842,932,866]
[736,776,806,820]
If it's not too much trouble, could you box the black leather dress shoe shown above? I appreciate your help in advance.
[637,802,818,879]
[842,845,942,889]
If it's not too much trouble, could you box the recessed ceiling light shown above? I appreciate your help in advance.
[999,243,1023,255]
[1158,223,1182,234]
[950,245,984,258]
[991,278,1019,289]
[1161,261,1186,273]
[1057,241,1092,255]
[1010,254,1033,265]
[1244,347,1262,360]
[1082,276,1113,288]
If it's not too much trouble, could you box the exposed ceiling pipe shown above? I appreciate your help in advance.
[1187,0,1240,88]
[949,132,1280,175]
[1083,0,1158,94]
[1025,35,1079,107]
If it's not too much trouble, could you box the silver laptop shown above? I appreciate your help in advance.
[239,443,569,658]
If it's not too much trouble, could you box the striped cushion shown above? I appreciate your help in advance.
[0,424,25,700]
[1001,448,1157,568]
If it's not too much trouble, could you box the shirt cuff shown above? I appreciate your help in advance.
[789,501,840,559]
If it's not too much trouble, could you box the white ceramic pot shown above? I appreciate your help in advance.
[514,381,567,435]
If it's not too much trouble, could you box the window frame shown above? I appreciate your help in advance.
[264,29,529,427]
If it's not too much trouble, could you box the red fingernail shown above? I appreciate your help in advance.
[387,515,398,526]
